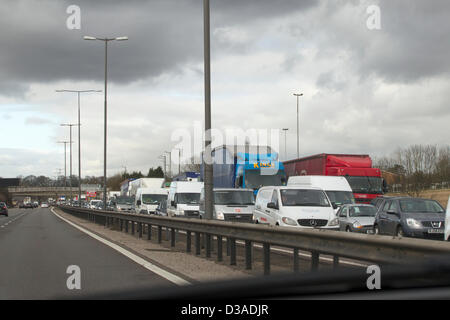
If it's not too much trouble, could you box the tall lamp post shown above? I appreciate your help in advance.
[60,123,76,203]
[84,35,128,209]
[174,148,182,175]
[56,89,102,206]
[57,141,70,198]
[164,151,172,178]
[293,93,303,159]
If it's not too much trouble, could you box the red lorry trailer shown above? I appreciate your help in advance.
[283,154,387,204]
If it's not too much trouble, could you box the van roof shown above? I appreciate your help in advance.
[287,175,352,191]
[259,185,323,191]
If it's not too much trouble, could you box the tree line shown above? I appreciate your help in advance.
[374,144,450,196]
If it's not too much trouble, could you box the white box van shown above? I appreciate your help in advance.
[135,188,169,214]
[199,188,255,222]
[89,199,102,209]
[253,185,339,229]
[167,181,203,217]
[287,175,355,213]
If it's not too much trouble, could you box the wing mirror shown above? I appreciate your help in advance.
[267,202,278,210]
[171,200,175,207]
[136,200,141,206]
[387,209,399,216]
[332,202,338,210]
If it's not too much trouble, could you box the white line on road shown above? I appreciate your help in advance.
[51,208,191,286]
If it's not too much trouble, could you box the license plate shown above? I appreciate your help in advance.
[428,229,444,234]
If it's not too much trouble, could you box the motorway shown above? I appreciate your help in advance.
[0,207,177,299]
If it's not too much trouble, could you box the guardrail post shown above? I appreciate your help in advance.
[139,223,143,238]
[186,231,191,253]
[120,219,123,232]
[333,255,339,269]
[217,236,223,262]
[311,251,319,272]
[195,232,201,255]
[230,238,236,266]
[125,220,129,233]
[147,224,152,240]
[206,234,211,258]
[171,228,176,247]
[263,243,270,275]
[245,240,252,270]
[226,237,230,256]
[131,221,135,235]
[157,226,162,243]
[293,248,299,273]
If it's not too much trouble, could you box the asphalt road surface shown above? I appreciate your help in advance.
[0,207,176,299]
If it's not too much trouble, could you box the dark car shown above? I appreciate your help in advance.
[373,197,445,240]
[0,202,8,217]
[370,196,393,211]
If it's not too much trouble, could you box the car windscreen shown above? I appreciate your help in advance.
[116,197,133,205]
[142,194,167,204]
[348,205,377,217]
[175,193,200,205]
[399,199,445,213]
[214,191,255,205]
[280,189,330,207]
[344,176,383,194]
[325,191,355,206]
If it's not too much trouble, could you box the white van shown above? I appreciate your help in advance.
[167,181,203,218]
[135,188,169,214]
[288,175,355,213]
[253,185,339,229]
[199,188,255,222]
[445,196,450,241]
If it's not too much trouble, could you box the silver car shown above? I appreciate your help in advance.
[337,204,377,233]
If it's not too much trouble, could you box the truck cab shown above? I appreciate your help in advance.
[135,188,169,214]
[167,181,203,218]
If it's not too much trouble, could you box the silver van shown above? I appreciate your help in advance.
[199,188,255,223]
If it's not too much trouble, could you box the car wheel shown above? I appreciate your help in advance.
[373,225,380,235]
[396,226,404,237]
[346,226,351,232]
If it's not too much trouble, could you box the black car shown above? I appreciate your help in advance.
[0,202,8,216]
[373,197,445,240]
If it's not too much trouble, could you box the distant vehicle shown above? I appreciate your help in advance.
[129,178,165,198]
[445,196,450,241]
[199,188,255,222]
[0,202,8,216]
[114,196,134,212]
[287,175,355,213]
[167,181,203,217]
[373,197,445,240]
[253,186,339,229]
[155,200,168,216]
[40,202,49,208]
[94,201,104,210]
[32,201,39,208]
[283,154,388,204]
[89,199,102,209]
[134,188,169,214]
[370,196,393,211]
[201,145,287,193]
[336,204,377,233]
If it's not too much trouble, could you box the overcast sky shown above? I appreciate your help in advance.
[0,0,449,178]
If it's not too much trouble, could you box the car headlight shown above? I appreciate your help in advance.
[406,218,422,228]
[328,218,339,227]
[281,217,297,226]
[352,221,363,229]
[216,211,225,220]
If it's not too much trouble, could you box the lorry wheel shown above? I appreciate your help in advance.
[346,226,351,232]
[373,225,379,235]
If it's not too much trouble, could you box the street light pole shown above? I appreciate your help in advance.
[174,148,182,175]
[165,151,172,178]
[56,89,102,206]
[61,123,76,203]
[84,35,128,209]
[203,0,213,220]
[57,141,69,197]
[293,93,303,159]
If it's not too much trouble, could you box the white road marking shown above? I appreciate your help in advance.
[51,208,191,286]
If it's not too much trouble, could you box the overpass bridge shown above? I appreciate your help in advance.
[5,186,103,203]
